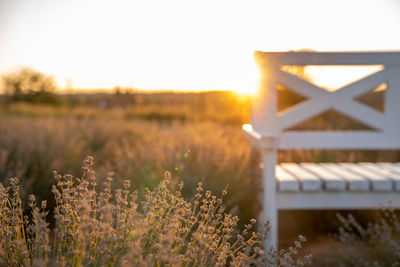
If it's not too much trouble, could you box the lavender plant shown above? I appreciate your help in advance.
[337,204,400,266]
[0,156,311,266]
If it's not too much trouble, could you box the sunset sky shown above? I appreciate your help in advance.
[0,0,399,94]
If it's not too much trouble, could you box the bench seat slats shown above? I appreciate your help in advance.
[280,163,322,191]
[359,163,400,191]
[338,163,393,191]
[275,166,300,192]
[378,163,400,174]
[318,163,370,191]
[392,163,400,169]
[300,163,346,191]
[275,163,400,192]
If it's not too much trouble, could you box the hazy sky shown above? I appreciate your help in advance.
[0,0,399,93]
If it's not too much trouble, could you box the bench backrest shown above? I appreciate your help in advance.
[251,52,400,150]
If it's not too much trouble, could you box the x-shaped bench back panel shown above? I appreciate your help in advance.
[251,52,400,149]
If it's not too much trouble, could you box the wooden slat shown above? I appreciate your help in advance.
[339,163,393,191]
[244,129,400,150]
[333,99,385,131]
[301,163,346,191]
[275,165,300,192]
[280,163,322,191]
[319,163,369,191]
[385,68,400,133]
[278,132,400,150]
[277,98,330,131]
[333,69,387,99]
[255,51,400,66]
[277,70,328,98]
[359,163,400,191]
[277,192,400,210]
[378,163,400,174]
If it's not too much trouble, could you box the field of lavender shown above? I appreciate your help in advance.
[0,155,312,266]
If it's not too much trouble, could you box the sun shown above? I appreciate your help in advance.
[1,0,399,94]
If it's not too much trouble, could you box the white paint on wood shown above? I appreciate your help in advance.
[300,163,346,191]
[318,163,369,191]
[251,68,279,135]
[277,68,388,131]
[379,163,400,174]
[278,70,328,98]
[359,163,400,191]
[339,163,393,191]
[278,132,400,150]
[277,98,330,131]
[277,191,400,210]
[331,69,387,99]
[245,51,400,250]
[262,149,278,249]
[245,130,400,149]
[382,67,400,133]
[242,124,278,149]
[280,163,322,191]
[276,165,300,192]
[332,99,385,130]
[255,51,400,66]
[250,52,400,149]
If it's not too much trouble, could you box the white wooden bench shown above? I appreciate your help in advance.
[243,51,400,249]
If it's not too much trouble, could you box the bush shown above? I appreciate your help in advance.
[1,68,64,105]
[337,205,400,266]
[0,157,311,266]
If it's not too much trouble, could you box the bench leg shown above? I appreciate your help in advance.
[262,149,278,250]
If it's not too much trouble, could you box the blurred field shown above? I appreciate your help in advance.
[1,90,399,264]
[0,92,259,227]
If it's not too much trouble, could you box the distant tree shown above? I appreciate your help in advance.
[1,67,63,105]
[2,67,57,96]
[114,86,122,95]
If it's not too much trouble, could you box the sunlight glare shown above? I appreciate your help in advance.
[0,0,399,94]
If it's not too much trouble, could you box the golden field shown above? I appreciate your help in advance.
[0,90,399,265]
